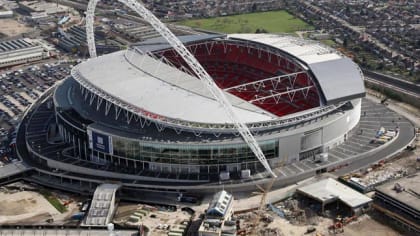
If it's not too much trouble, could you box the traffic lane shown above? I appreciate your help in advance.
[333,124,415,176]
[363,70,420,96]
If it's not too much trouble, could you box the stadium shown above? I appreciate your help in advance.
[18,32,366,193]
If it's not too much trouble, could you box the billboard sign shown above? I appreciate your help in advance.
[87,128,113,155]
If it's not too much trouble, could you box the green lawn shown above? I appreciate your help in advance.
[320,39,337,47]
[178,10,313,34]
[40,189,67,213]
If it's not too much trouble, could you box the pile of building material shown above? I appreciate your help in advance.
[275,198,307,225]
[168,221,189,236]
[125,205,157,226]
[258,227,283,236]
[351,167,408,188]
[341,158,412,192]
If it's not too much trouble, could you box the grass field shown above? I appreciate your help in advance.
[178,10,313,34]
[40,189,67,213]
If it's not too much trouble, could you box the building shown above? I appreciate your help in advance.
[0,0,14,18]
[296,178,372,216]
[57,26,120,55]
[206,190,234,220]
[373,174,420,233]
[18,33,366,193]
[0,10,13,18]
[84,184,120,226]
[0,38,52,69]
[18,1,68,15]
[199,190,235,236]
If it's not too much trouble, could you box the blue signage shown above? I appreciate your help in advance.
[92,131,112,154]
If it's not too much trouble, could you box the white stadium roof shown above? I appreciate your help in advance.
[228,34,341,64]
[76,50,275,124]
[228,34,365,104]
[74,34,365,125]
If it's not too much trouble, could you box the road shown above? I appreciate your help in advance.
[363,70,420,99]
[333,121,414,176]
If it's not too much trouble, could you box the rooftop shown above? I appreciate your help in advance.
[375,174,420,212]
[19,1,68,14]
[297,178,372,208]
[228,34,365,105]
[206,190,234,219]
[55,77,354,143]
[73,33,364,128]
[75,50,275,124]
[228,34,340,65]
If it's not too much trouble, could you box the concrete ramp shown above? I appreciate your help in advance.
[84,183,121,226]
[0,161,31,180]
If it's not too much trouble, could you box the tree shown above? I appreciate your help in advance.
[343,38,348,47]
[251,3,257,12]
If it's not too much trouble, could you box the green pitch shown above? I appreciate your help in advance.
[178,10,313,34]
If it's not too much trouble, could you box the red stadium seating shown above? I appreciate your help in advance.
[157,42,320,117]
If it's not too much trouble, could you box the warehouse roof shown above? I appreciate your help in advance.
[375,174,420,212]
[297,178,372,208]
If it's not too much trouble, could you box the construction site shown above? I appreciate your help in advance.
[228,126,420,236]
[230,174,417,236]
[339,147,419,193]
[0,182,83,226]
[113,203,192,236]
[230,176,370,236]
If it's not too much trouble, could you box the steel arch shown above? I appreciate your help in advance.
[85,0,276,177]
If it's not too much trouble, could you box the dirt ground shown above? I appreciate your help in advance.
[0,191,59,224]
[266,216,332,236]
[0,19,31,37]
[113,203,191,236]
[248,211,408,236]
[344,214,406,236]
[348,149,420,188]
[0,188,80,225]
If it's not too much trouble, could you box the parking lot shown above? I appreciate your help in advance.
[0,61,73,170]
[271,98,413,178]
[1,63,71,114]
[0,62,72,130]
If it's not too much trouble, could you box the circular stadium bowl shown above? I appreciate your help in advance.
[24,34,365,191]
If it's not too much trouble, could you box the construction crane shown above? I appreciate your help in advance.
[84,0,277,178]
[248,175,276,234]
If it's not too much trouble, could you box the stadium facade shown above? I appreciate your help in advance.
[22,34,365,191]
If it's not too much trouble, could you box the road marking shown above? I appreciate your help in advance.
[300,161,314,169]
[292,163,305,172]
[284,166,297,175]
[277,168,288,176]
[282,166,293,176]
[276,169,287,177]
[327,154,340,162]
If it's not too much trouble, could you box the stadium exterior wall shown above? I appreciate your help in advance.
[53,90,361,177]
